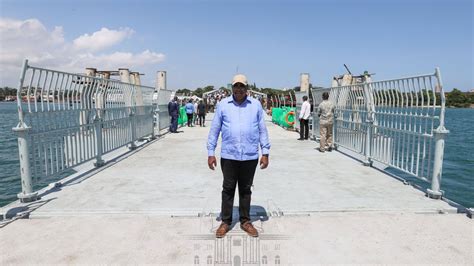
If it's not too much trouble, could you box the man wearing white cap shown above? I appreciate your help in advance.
[207,74,271,238]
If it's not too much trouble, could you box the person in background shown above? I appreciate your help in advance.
[193,99,199,126]
[298,95,311,140]
[167,96,179,133]
[210,97,216,112]
[197,100,206,127]
[317,92,335,152]
[185,99,194,127]
[207,74,270,238]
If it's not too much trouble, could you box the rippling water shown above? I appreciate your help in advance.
[0,102,22,206]
[0,102,473,207]
[437,108,474,207]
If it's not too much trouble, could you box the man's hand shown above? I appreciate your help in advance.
[260,155,269,169]
[208,156,217,170]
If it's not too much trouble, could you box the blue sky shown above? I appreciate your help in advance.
[0,0,472,91]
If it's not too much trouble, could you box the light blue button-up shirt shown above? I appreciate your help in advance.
[207,96,270,161]
[185,102,194,114]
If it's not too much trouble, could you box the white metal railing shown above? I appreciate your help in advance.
[13,59,159,202]
[317,69,448,198]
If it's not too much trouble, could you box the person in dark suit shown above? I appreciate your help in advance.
[197,100,207,127]
[168,96,179,133]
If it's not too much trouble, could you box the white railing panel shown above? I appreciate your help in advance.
[14,60,157,202]
[155,89,172,131]
[324,69,447,197]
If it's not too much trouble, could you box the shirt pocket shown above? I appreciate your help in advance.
[245,132,259,154]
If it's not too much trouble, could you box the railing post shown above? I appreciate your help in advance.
[151,105,159,139]
[364,121,373,166]
[427,128,448,199]
[427,67,449,199]
[363,82,375,166]
[14,59,38,202]
[333,113,338,150]
[129,107,137,150]
[13,124,38,202]
[311,112,317,140]
[93,109,105,167]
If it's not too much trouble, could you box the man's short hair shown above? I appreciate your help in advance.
[303,96,308,101]
[322,92,329,100]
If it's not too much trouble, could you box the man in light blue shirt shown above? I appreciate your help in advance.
[185,99,194,127]
[207,74,270,238]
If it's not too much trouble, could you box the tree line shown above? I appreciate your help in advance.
[177,85,474,108]
[445,89,474,108]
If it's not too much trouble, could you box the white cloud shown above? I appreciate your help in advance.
[0,18,165,87]
[69,50,165,70]
[0,18,65,65]
[73,27,134,52]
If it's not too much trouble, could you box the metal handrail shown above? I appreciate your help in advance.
[313,69,448,198]
[13,59,160,202]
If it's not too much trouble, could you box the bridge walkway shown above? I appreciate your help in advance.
[1,115,471,264]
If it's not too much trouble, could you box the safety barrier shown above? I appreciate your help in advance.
[317,69,448,198]
[13,59,158,202]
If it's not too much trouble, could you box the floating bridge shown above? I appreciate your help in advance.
[0,60,471,264]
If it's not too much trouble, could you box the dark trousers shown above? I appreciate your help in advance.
[300,118,309,139]
[186,113,193,126]
[170,115,178,132]
[198,114,205,126]
[220,158,258,225]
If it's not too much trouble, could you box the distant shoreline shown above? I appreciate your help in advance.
[447,105,474,109]
[1,101,474,108]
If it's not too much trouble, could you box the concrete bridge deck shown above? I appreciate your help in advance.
[1,115,472,264]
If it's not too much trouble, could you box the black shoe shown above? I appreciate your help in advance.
[297,138,304,140]
[327,147,333,152]
[316,147,325,153]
